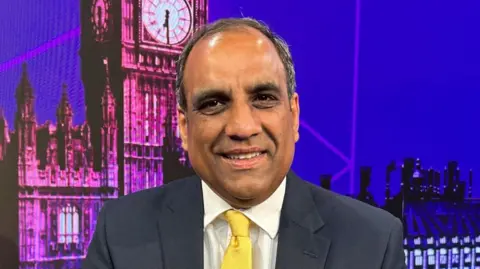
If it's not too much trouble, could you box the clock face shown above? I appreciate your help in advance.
[91,0,109,40]
[142,0,192,45]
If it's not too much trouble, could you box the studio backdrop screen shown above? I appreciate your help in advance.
[0,0,479,268]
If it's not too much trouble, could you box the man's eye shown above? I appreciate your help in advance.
[197,100,225,113]
[255,94,276,102]
[202,100,222,108]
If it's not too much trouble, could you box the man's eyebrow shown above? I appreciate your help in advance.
[191,88,231,107]
[246,82,282,95]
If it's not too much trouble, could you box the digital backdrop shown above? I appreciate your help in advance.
[0,0,479,268]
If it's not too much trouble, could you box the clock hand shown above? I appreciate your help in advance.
[163,9,170,44]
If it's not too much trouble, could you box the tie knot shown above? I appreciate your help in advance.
[224,210,250,237]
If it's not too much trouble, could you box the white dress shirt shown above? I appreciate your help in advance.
[202,178,286,269]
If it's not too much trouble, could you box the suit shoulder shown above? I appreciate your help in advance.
[97,176,199,245]
[103,175,197,216]
[337,193,400,227]
[309,183,401,233]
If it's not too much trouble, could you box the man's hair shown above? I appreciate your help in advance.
[175,17,296,110]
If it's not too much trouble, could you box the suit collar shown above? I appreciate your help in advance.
[154,171,335,269]
[275,171,333,269]
[281,171,325,232]
[155,175,204,269]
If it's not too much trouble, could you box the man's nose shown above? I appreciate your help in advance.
[224,103,262,140]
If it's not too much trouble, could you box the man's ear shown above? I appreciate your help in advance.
[290,93,300,142]
[177,107,188,151]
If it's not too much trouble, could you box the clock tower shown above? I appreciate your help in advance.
[80,0,207,195]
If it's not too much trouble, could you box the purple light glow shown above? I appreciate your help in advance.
[349,0,361,195]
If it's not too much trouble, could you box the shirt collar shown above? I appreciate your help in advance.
[202,177,286,239]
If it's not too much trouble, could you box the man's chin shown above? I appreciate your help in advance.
[224,183,269,206]
[227,195,260,209]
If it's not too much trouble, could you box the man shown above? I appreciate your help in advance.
[83,18,406,269]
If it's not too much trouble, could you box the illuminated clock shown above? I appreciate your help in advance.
[142,0,192,45]
[91,0,110,40]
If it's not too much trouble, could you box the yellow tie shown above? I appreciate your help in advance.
[221,210,252,269]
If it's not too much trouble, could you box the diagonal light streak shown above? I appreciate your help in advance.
[0,27,80,73]
[300,120,350,164]
[332,164,351,182]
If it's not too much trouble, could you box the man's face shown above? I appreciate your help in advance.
[178,27,300,208]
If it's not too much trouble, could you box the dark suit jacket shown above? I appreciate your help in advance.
[83,171,406,269]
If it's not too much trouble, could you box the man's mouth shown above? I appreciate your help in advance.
[218,148,268,169]
[222,152,264,160]
[220,150,267,170]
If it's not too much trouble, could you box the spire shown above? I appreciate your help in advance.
[15,62,34,103]
[101,58,115,106]
[163,95,175,151]
[61,84,68,102]
[101,58,116,126]
[57,83,73,116]
[103,58,112,94]
[0,107,7,130]
[0,107,7,131]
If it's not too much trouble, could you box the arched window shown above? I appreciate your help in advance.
[58,204,80,244]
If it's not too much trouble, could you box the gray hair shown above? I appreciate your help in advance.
[175,17,296,110]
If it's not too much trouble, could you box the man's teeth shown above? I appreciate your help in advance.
[225,152,262,160]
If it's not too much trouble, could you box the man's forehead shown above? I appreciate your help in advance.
[186,27,279,69]
[197,27,275,52]
[182,26,287,100]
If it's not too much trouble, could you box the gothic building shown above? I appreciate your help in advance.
[80,0,207,195]
[0,63,118,269]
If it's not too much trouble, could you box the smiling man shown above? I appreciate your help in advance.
[178,22,298,210]
[84,18,406,269]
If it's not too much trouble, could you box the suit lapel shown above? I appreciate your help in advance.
[275,172,332,269]
[156,176,204,269]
